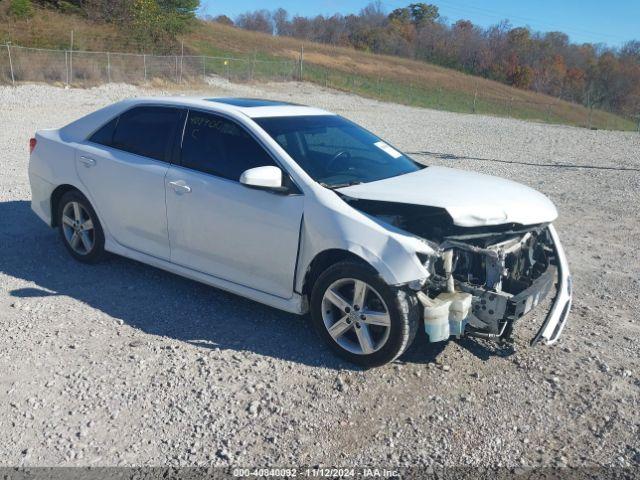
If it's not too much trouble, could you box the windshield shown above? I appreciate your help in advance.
[254,115,422,187]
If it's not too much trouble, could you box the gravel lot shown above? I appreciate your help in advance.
[1,80,639,469]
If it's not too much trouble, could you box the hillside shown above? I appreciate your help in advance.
[0,7,635,131]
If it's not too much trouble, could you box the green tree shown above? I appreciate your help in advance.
[9,0,34,18]
[157,0,199,35]
[388,3,438,27]
[408,3,439,26]
[130,0,199,50]
[388,7,411,24]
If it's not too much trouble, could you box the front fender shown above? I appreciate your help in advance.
[294,207,431,293]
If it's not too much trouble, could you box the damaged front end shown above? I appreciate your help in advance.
[347,199,572,346]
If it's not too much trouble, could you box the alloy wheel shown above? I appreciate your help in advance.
[321,278,391,355]
[61,201,95,255]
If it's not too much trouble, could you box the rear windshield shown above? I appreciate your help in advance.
[255,115,421,187]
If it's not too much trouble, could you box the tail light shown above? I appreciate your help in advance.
[29,137,37,154]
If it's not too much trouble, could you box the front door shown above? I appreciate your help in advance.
[165,110,304,299]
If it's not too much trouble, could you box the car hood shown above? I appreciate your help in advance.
[337,166,558,227]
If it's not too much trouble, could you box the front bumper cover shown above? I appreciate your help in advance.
[530,224,572,345]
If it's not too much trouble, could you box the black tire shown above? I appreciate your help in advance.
[310,261,420,368]
[57,190,105,264]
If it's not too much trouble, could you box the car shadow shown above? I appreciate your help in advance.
[454,337,516,360]
[1,200,498,370]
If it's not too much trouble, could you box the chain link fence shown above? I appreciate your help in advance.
[1,43,637,132]
[0,44,299,86]
[303,63,639,132]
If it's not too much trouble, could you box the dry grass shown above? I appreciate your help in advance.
[188,23,633,130]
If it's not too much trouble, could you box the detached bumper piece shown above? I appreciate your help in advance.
[530,224,572,345]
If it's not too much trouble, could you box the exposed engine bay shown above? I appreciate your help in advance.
[346,198,560,343]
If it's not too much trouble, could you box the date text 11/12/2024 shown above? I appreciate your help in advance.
[232,468,400,477]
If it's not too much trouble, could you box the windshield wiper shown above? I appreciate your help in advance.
[320,180,362,189]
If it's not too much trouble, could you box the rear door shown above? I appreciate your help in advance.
[165,109,304,298]
[76,106,183,259]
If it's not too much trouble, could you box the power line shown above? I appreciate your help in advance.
[378,0,631,44]
[435,0,631,41]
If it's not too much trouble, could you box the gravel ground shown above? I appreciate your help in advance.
[1,80,639,469]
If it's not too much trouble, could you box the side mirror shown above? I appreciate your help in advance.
[239,166,289,194]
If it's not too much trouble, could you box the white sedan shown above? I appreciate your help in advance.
[28,97,571,367]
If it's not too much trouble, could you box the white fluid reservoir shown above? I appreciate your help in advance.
[418,291,473,342]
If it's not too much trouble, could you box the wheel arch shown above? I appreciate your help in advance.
[50,184,81,227]
[301,248,375,297]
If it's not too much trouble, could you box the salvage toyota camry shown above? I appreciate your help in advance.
[28,97,572,367]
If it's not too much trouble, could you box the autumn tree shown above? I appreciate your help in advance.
[236,10,273,34]
[232,2,638,117]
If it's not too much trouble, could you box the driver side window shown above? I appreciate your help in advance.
[181,110,277,181]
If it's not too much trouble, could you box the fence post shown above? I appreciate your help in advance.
[202,56,206,82]
[65,50,69,86]
[143,54,147,83]
[179,41,184,84]
[106,52,111,83]
[69,30,74,85]
[5,43,14,85]
[250,50,256,82]
[299,44,303,82]
[175,56,178,83]
[472,88,478,113]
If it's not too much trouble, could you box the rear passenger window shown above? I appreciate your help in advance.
[89,117,118,146]
[110,106,181,162]
[181,110,276,181]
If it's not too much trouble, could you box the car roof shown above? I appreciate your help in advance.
[123,96,334,119]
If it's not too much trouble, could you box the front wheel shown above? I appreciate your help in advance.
[310,261,419,368]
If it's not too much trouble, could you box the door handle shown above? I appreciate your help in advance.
[78,156,96,167]
[168,180,192,194]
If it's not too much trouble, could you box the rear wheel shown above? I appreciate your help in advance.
[310,261,419,368]
[57,190,105,263]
